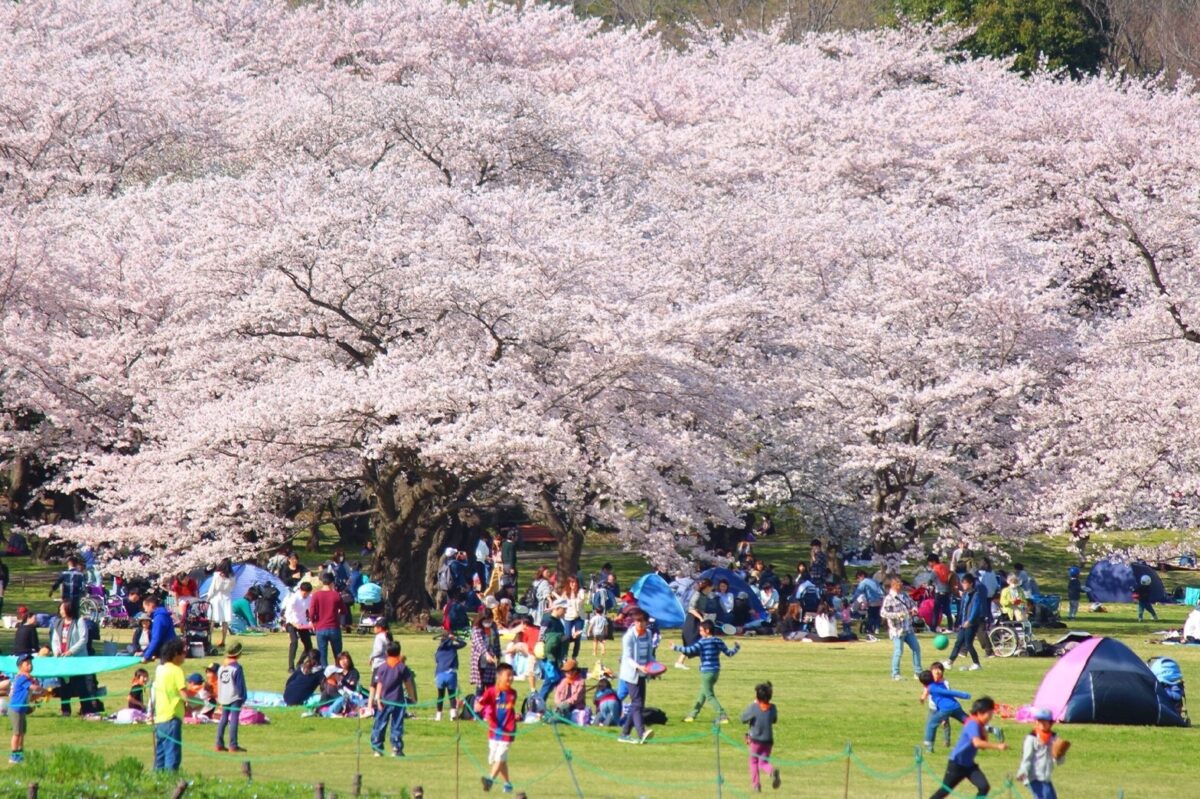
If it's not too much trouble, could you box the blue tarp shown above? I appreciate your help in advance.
[1085,560,1168,604]
[0,655,141,679]
[630,573,685,628]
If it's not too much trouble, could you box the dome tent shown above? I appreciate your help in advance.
[1031,637,1187,726]
[629,572,686,628]
[201,563,290,606]
[1085,559,1167,604]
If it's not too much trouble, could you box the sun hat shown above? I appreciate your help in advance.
[226,642,243,658]
[551,599,569,610]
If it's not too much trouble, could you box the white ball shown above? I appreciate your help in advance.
[1140,575,1152,586]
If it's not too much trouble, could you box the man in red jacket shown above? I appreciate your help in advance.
[309,572,347,668]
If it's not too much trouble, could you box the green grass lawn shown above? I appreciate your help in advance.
[0,529,1196,798]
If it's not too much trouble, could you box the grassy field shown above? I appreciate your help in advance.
[0,531,1195,798]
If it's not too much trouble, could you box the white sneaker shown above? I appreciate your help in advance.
[967,664,981,671]
[450,709,458,720]
[674,663,690,670]
[892,674,903,681]
[435,712,442,721]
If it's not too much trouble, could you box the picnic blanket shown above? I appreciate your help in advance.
[0,655,141,678]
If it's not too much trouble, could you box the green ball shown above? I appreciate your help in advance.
[933,634,950,650]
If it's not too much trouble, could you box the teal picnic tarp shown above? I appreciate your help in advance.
[0,655,141,678]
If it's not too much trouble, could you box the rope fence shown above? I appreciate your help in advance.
[30,689,1127,798]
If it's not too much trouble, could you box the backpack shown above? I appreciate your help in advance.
[436,560,453,592]
[642,707,668,725]
[520,582,539,610]
[521,692,546,717]
[591,588,613,613]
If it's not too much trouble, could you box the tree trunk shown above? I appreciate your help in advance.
[538,488,584,580]
[366,461,489,623]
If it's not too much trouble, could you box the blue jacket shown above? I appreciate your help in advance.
[852,577,884,605]
[960,587,986,625]
[928,681,970,713]
[142,605,177,662]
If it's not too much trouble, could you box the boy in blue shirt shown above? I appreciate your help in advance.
[433,631,467,721]
[930,697,1008,799]
[672,620,740,723]
[8,654,37,764]
[370,642,417,757]
[918,663,969,751]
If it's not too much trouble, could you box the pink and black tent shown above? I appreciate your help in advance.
[1031,637,1187,726]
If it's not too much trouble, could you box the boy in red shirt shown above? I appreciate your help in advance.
[475,662,518,793]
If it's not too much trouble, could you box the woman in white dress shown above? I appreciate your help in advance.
[207,558,236,649]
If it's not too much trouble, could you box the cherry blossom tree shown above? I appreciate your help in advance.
[5,0,1200,616]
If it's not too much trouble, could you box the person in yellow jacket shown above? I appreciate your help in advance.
[999,575,1028,623]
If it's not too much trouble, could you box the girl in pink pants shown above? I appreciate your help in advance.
[740,682,782,791]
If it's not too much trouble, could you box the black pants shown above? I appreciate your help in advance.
[620,676,646,738]
[932,594,952,630]
[931,762,989,799]
[949,623,981,666]
[286,624,313,670]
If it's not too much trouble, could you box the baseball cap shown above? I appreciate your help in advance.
[1032,708,1054,722]
[15,653,32,666]
[551,599,569,610]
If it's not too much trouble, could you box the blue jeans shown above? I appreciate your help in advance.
[371,703,405,753]
[315,628,342,668]
[923,706,966,745]
[154,718,182,771]
[565,618,583,658]
[891,631,922,677]
[1028,780,1058,799]
[216,706,241,748]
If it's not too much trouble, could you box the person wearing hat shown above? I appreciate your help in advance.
[1016,708,1068,799]
[7,653,37,764]
[129,612,153,655]
[309,572,347,669]
[215,642,247,752]
[552,658,586,720]
[536,600,575,702]
[12,605,39,657]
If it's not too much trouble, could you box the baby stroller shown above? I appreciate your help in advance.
[185,600,213,658]
[1149,656,1188,724]
[251,581,281,628]
[356,581,385,633]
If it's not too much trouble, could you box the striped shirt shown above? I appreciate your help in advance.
[674,636,738,672]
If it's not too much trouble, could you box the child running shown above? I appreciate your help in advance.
[919,663,969,751]
[740,680,781,792]
[434,630,466,721]
[1016,709,1068,799]
[475,662,518,793]
[929,697,1008,799]
[672,620,740,723]
[8,654,37,764]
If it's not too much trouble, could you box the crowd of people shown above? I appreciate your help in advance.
[0,528,1120,795]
